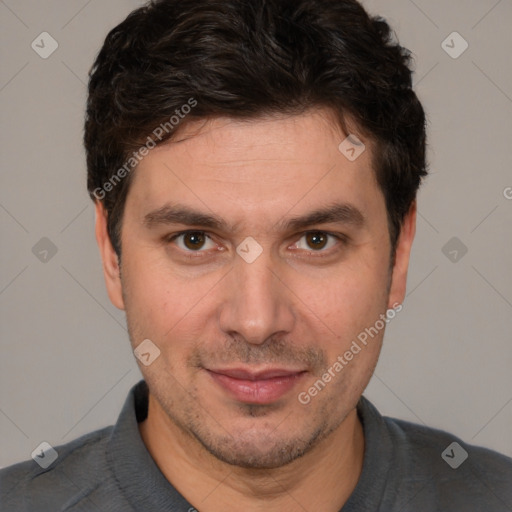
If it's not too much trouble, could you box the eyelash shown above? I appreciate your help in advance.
[165,230,348,259]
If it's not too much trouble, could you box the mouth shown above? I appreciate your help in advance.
[205,367,307,405]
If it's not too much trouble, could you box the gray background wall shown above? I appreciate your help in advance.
[1,0,511,468]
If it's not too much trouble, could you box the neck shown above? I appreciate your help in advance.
[139,393,365,512]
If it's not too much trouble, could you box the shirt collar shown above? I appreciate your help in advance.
[106,379,193,511]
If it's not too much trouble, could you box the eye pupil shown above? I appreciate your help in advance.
[306,232,328,250]
[184,232,205,250]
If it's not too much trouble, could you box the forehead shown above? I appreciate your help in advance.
[161,110,365,167]
[126,109,384,229]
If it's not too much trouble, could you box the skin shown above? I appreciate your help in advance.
[95,108,416,511]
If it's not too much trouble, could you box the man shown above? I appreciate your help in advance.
[1,0,511,510]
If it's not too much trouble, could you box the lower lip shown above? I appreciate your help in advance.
[207,371,306,404]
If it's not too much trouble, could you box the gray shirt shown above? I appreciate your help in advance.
[1,380,511,511]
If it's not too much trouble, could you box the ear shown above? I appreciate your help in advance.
[387,201,417,309]
[94,201,125,310]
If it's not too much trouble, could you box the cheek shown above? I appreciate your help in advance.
[121,253,175,336]
[295,261,388,333]
[127,271,171,319]
[121,253,217,352]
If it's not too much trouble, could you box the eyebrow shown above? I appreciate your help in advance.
[143,202,365,232]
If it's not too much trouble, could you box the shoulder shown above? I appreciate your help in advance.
[0,426,117,511]
[385,414,512,509]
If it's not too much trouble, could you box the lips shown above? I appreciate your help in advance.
[206,367,307,404]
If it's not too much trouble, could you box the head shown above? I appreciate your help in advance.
[86,0,427,469]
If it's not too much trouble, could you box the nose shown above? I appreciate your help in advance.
[218,249,296,345]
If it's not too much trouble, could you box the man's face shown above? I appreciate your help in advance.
[97,109,414,469]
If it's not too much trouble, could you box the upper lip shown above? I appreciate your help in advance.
[207,367,307,381]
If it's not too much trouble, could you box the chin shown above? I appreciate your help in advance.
[191,423,327,470]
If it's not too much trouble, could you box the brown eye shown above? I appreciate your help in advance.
[305,232,328,250]
[292,231,341,255]
[166,231,219,257]
[183,231,207,250]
